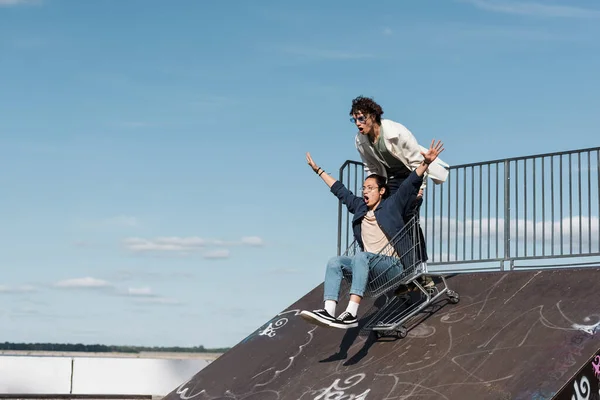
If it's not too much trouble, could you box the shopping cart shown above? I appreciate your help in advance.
[341,216,459,339]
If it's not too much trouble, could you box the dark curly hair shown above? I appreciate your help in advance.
[349,96,384,124]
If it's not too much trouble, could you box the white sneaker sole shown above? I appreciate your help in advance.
[299,311,335,327]
[329,321,358,329]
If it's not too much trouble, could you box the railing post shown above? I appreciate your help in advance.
[337,162,347,256]
[337,203,342,256]
[503,159,511,270]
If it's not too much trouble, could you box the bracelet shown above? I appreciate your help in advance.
[318,169,324,176]
[315,167,322,174]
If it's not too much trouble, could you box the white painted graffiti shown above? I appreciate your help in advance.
[313,373,371,400]
[556,304,600,336]
[572,320,600,336]
[175,379,204,400]
[570,375,591,400]
[258,317,288,338]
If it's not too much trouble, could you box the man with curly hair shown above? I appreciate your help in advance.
[348,96,449,287]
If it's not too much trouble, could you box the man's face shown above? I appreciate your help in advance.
[351,111,375,135]
[362,177,385,209]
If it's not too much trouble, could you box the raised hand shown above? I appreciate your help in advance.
[421,140,445,165]
[306,152,336,188]
[306,152,319,173]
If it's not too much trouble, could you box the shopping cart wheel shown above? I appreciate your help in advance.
[396,326,408,339]
[448,290,460,304]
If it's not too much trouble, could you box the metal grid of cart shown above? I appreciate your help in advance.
[341,216,460,338]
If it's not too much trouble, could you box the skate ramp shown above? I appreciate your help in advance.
[164,267,600,400]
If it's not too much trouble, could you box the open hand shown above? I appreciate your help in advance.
[421,140,445,165]
[306,152,319,172]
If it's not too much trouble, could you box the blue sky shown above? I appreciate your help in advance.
[1,0,599,348]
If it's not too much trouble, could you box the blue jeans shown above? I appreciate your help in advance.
[323,252,403,301]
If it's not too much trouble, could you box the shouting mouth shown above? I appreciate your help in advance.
[364,194,369,203]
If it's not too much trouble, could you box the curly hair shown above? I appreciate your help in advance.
[349,96,384,124]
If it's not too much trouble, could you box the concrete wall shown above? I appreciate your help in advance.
[0,355,210,396]
[0,356,72,394]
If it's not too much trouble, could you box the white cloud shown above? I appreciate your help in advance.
[53,277,111,289]
[422,215,600,259]
[241,236,264,246]
[133,297,181,305]
[0,285,36,293]
[123,236,206,253]
[203,249,230,259]
[110,269,195,282]
[47,277,182,306]
[460,0,600,18]
[123,235,265,256]
[126,287,155,297]
[424,215,599,242]
[123,288,180,305]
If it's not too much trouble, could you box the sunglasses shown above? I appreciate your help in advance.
[350,116,367,124]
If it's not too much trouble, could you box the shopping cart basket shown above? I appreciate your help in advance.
[341,215,459,339]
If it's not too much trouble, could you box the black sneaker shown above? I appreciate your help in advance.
[394,284,411,296]
[420,275,435,289]
[299,309,336,327]
[329,311,358,329]
[410,275,435,291]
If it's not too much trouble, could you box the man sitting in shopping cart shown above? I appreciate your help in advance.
[301,139,444,329]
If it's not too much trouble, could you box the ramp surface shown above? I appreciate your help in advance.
[165,268,600,400]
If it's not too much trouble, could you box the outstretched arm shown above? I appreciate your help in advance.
[306,152,337,188]
[306,152,365,214]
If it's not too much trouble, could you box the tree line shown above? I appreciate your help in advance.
[0,342,230,353]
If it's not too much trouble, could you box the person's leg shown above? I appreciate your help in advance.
[389,175,429,262]
[330,252,402,329]
[347,252,402,297]
[405,197,434,288]
[327,252,372,329]
[389,175,432,288]
[384,172,432,290]
[408,197,428,263]
[300,255,354,326]
[368,253,405,287]
[347,251,372,301]
[323,255,355,311]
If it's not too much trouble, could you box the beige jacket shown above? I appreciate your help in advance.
[355,119,449,191]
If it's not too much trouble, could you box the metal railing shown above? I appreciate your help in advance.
[337,146,600,271]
